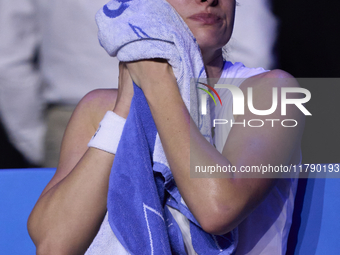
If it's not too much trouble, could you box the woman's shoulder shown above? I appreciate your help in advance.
[220,61,299,93]
[79,88,118,111]
[75,88,118,129]
[240,69,299,92]
[256,68,295,79]
[56,88,118,174]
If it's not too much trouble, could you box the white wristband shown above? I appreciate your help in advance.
[88,111,126,154]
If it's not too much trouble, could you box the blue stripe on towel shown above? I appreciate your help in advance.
[108,83,182,254]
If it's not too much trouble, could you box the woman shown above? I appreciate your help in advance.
[28,0,304,254]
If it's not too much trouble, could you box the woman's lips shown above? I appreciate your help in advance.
[188,13,222,25]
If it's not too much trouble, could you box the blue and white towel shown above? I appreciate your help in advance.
[95,0,237,254]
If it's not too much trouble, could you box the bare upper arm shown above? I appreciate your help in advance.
[39,89,118,198]
[221,69,305,217]
[224,69,304,166]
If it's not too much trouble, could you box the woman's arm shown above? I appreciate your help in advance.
[27,89,116,255]
[28,64,133,255]
[126,60,305,235]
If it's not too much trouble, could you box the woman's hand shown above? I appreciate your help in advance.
[125,59,176,94]
[113,62,134,119]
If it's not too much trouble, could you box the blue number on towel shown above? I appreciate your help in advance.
[103,0,132,18]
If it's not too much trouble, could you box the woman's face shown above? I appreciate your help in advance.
[167,0,235,54]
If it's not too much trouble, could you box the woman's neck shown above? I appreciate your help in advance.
[202,48,224,84]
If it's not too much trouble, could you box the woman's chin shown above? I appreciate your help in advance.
[195,32,230,54]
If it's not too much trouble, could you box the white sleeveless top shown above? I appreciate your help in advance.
[86,62,299,255]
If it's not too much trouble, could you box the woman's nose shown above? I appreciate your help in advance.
[198,0,219,7]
